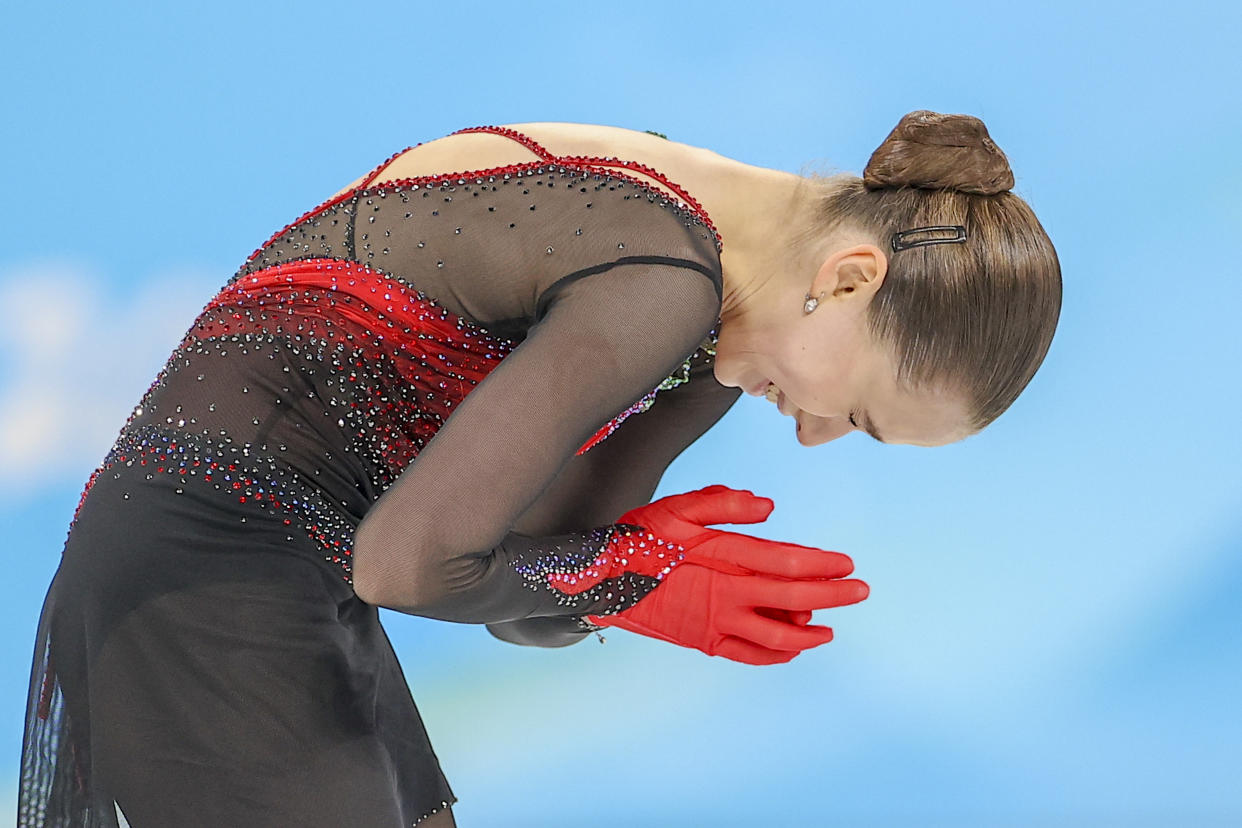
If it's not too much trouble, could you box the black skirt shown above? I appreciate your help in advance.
[19,456,457,827]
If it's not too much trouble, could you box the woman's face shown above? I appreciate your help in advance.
[711,242,975,448]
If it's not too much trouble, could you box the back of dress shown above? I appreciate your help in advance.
[19,126,741,826]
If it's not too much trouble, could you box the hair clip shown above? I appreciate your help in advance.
[890,225,968,252]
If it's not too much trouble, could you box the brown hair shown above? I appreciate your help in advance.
[793,109,1062,434]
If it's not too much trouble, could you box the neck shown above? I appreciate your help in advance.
[686,153,821,329]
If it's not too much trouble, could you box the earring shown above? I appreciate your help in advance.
[803,292,822,314]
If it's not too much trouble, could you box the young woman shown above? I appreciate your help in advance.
[19,110,1060,827]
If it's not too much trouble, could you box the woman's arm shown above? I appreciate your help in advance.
[351,258,724,623]
[483,350,741,646]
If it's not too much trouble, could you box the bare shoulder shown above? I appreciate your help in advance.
[499,121,713,159]
[498,121,669,143]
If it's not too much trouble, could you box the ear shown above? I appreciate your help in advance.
[811,244,888,301]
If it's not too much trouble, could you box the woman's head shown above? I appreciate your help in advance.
[712,109,1062,447]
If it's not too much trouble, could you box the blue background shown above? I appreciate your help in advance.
[2,1,1239,825]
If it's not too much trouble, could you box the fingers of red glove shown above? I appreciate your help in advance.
[755,606,813,626]
[742,576,871,612]
[686,534,855,580]
[592,565,842,662]
[626,485,774,530]
[706,635,803,666]
[729,610,835,653]
[600,615,805,667]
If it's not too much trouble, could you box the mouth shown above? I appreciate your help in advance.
[763,382,795,416]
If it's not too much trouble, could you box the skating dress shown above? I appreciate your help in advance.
[18,125,742,827]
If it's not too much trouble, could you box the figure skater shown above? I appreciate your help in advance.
[18,110,1061,827]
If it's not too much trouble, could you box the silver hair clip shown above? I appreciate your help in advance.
[891,225,968,252]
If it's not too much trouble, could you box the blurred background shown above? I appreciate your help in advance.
[2,1,1239,825]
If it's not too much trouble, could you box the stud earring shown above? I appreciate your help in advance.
[803,292,823,314]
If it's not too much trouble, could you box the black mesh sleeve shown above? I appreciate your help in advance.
[485,347,741,645]
[351,258,723,624]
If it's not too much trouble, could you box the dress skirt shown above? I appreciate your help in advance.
[19,451,458,827]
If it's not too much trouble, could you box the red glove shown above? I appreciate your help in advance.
[572,485,869,665]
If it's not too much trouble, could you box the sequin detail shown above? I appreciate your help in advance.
[242,158,723,275]
[65,255,713,586]
[575,614,609,633]
[90,423,362,572]
[508,523,688,614]
[412,798,456,826]
[575,324,718,455]
[232,160,723,457]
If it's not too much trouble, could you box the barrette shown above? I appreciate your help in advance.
[891,225,968,252]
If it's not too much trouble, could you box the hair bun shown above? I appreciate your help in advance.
[862,110,1015,195]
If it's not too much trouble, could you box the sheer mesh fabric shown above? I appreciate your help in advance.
[18,131,740,826]
[486,343,740,644]
[352,255,723,621]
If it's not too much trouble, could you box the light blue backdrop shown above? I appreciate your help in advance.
[2,1,1239,825]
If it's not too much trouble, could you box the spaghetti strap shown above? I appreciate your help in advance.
[356,125,555,192]
[449,125,557,161]
[357,148,409,190]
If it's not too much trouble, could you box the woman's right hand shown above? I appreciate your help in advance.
[574,485,871,664]
[589,562,869,664]
[619,484,858,579]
